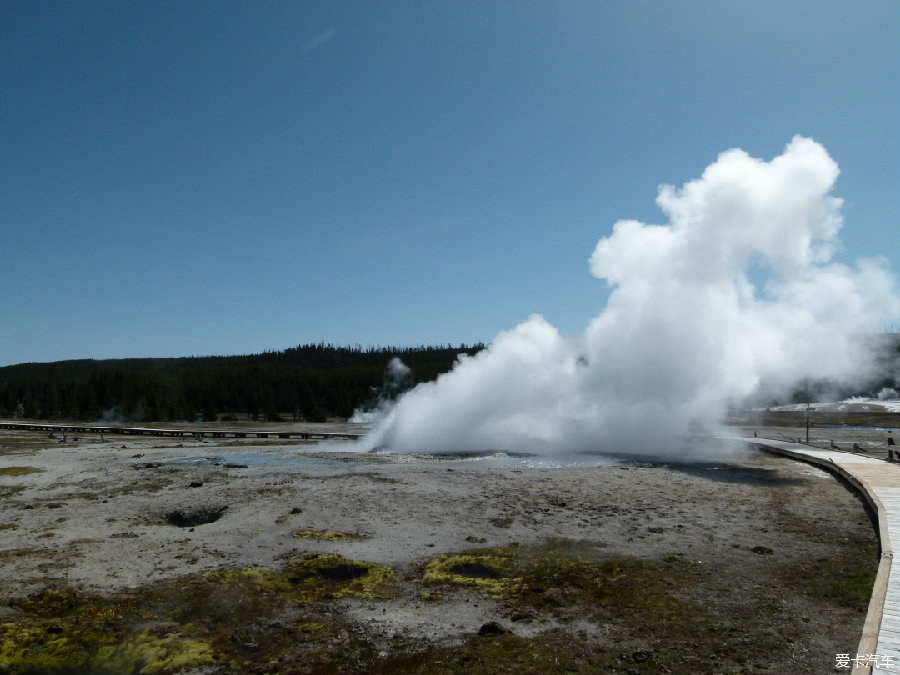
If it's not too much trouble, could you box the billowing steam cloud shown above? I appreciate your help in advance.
[358,137,899,455]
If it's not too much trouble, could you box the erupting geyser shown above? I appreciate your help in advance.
[357,137,899,456]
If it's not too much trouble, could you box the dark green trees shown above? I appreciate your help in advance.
[0,343,483,422]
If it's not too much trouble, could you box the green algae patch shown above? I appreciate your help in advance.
[91,632,214,674]
[0,466,44,477]
[0,626,213,675]
[0,588,214,675]
[135,556,395,669]
[196,565,292,593]
[422,549,522,598]
[162,555,396,610]
[284,553,396,600]
[0,553,397,674]
[421,542,701,621]
[292,528,363,541]
[139,553,396,653]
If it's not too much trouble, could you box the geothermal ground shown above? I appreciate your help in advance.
[0,422,889,674]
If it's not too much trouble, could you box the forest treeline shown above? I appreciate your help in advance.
[0,343,484,423]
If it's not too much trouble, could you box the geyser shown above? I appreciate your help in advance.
[358,137,899,456]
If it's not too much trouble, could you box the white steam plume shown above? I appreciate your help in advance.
[358,137,899,456]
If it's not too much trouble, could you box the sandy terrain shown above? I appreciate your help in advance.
[0,422,887,674]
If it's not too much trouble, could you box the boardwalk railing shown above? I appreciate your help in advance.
[0,421,361,441]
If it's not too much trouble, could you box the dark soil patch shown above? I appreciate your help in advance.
[317,562,368,582]
[165,506,227,527]
[449,562,507,579]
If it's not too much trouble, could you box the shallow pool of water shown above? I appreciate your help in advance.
[161,449,620,469]
[163,453,347,467]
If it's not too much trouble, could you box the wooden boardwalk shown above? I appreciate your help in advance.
[740,438,900,674]
[0,421,361,441]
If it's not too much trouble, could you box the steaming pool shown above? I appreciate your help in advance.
[153,437,767,471]
[135,432,773,471]
[158,448,623,469]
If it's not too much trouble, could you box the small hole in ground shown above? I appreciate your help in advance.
[449,562,506,579]
[317,563,368,581]
[165,506,227,527]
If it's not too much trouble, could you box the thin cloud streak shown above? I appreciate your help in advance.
[302,28,337,53]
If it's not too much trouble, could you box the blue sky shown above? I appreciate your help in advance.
[2,1,897,366]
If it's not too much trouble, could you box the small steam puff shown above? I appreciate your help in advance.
[349,358,413,423]
[358,137,899,456]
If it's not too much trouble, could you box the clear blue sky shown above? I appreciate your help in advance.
[2,1,897,366]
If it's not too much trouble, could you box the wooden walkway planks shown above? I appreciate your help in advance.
[873,486,900,671]
[739,438,900,674]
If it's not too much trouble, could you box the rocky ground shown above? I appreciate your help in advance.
[0,422,890,674]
